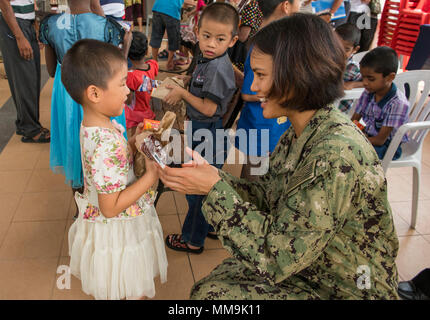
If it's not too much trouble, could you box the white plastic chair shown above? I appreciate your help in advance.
[333,88,365,117]
[381,70,430,229]
[352,51,369,64]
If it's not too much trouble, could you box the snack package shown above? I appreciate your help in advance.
[141,135,167,169]
[143,119,160,130]
[353,119,366,131]
[134,111,176,177]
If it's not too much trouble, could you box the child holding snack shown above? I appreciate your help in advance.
[62,39,168,300]
[40,0,129,207]
[351,46,409,160]
[163,2,238,254]
[125,31,158,134]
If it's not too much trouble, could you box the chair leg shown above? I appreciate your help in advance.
[411,166,421,229]
[153,180,166,208]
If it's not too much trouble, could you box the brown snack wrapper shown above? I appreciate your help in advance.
[151,77,187,117]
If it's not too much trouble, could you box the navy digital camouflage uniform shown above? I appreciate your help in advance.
[190,105,400,300]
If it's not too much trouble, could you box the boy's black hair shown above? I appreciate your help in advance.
[61,39,126,105]
[128,31,148,61]
[360,46,398,77]
[198,2,239,36]
[335,23,361,47]
[257,0,294,19]
[251,13,345,112]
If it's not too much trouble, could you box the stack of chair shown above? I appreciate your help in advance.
[378,0,404,47]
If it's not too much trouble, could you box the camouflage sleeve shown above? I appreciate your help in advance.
[202,157,359,285]
[217,170,269,211]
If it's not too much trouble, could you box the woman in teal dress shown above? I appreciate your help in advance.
[40,0,128,194]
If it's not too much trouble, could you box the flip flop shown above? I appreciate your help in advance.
[158,49,168,60]
[21,128,50,143]
[165,234,204,254]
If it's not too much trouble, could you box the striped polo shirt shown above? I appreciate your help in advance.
[10,0,35,20]
[100,0,125,20]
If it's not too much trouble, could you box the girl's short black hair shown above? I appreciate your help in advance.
[251,13,345,112]
[257,0,294,18]
[198,2,239,36]
[128,31,148,61]
[360,46,398,77]
[335,23,361,47]
[61,39,126,105]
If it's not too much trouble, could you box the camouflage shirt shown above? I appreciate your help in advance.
[202,105,399,299]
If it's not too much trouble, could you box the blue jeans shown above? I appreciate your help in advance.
[182,119,228,247]
[374,139,402,160]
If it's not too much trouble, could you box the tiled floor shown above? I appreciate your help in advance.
[1,48,430,300]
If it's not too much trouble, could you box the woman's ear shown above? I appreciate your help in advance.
[280,0,291,16]
[86,85,102,104]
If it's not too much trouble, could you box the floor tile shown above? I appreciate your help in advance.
[0,170,32,194]
[51,257,94,300]
[13,191,71,221]
[189,248,231,283]
[34,146,51,169]
[0,258,58,299]
[386,174,430,202]
[390,202,421,236]
[0,193,21,224]
[390,200,430,235]
[0,148,41,171]
[151,249,195,300]
[396,235,430,281]
[0,220,67,260]
[60,220,75,257]
[0,223,11,249]
[173,191,188,215]
[24,168,70,193]
[155,191,178,216]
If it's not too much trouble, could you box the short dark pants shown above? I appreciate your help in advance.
[125,4,142,21]
[149,11,180,51]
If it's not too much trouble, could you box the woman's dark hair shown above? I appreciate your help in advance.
[128,31,148,61]
[335,23,361,47]
[360,46,398,77]
[62,39,126,105]
[198,2,239,36]
[251,13,345,112]
[257,0,294,18]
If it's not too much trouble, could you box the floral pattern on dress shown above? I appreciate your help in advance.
[79,121,156,222]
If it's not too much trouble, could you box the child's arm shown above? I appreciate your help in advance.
[351,113,362,122]
[44,45,58,78]
[367,126,393,146]
[164,84,218,117]
[344,81,364,90]
[241,93,260,102]
[98,158,159,218]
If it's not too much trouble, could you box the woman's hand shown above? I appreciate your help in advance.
[164,84,185,105]
[157,148,221,195]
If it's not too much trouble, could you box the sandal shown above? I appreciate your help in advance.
[207,232,218,240]
[158,49,168,60]
[165,234,204,254]
[21,128,50,143]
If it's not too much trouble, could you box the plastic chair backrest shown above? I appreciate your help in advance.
[352,51,369,64]
[394,70,430,142]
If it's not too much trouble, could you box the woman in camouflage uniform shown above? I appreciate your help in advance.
[158,13,400,300]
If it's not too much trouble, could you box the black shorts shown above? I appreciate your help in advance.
[149,11,180,51]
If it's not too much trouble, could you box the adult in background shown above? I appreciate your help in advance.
[0,0,49,143]
[125,0,143,32]
[158,13,400,300]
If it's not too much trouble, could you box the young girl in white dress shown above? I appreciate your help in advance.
[61,38,168,300]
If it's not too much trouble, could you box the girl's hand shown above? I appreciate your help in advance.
[157,148,220,195]
[164,84,185,105]
[144,154,159,178]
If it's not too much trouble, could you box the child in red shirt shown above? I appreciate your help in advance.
[125,32,158,131]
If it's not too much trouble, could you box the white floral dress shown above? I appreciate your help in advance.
[68,120,168,300]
